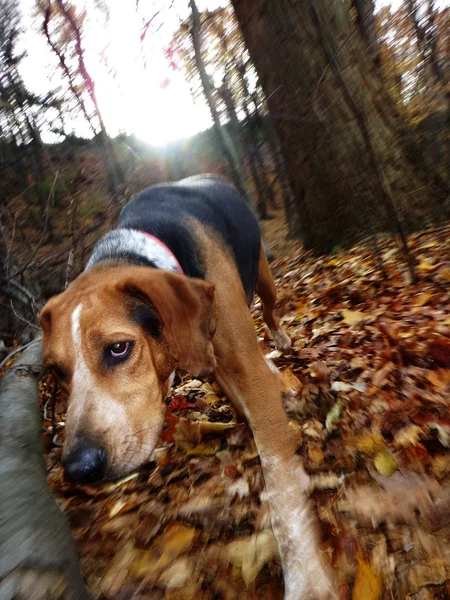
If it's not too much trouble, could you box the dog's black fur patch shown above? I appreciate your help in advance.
[118,175,261,303]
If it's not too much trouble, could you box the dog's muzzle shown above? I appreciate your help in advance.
[63,443,107,484]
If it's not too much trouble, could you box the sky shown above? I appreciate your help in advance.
[17,0,448,147]
[18,0,225,145]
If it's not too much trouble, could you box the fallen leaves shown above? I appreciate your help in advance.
[341,469,447,530]
[341,309,368,326]
[226,531,280,586]
[38,216,450,599]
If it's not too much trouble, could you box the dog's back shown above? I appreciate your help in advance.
[118,175,261,301]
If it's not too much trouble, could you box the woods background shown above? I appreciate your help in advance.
[0,0,449,346]
[1,2,450,599]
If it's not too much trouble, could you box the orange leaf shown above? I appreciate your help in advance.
[352,556,383,600]
[310,361,330,382]
[425,368,450,390]
[280,368,302,395]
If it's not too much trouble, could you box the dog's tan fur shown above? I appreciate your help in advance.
[41,222,335,599]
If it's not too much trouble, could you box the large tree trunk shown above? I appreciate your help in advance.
[0,340,89,600]
[230,0,434,253]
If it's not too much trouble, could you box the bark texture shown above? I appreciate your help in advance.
[0,340,89,600]
[230,0,432,252]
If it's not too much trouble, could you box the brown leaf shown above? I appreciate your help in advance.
[132,524,197,581]
[173,419,201,450]
[408,558,450,592]
[431,454,450,480]
[341,470,444,529]
[426,338,450,368]
[372,361,395,388]
[393,424,423,448]
[310,361,331,382]
[308,446,325,466]
[351,432,386,455]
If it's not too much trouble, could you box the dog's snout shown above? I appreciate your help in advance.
[63,444,107,484]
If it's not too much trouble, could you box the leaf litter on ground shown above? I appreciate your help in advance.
[39,214,450,599]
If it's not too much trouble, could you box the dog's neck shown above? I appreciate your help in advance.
[86,229,183,274]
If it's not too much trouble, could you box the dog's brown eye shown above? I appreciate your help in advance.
[108,342,131,359]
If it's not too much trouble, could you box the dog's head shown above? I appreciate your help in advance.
[40,266,216,483]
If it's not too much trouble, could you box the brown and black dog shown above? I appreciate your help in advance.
[41,175,335,599]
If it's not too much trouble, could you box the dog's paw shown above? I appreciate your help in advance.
[273,329,291,351]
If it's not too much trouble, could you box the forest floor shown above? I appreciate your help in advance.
[38,212,450,600]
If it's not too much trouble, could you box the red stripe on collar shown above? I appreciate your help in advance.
[142,232,184,274]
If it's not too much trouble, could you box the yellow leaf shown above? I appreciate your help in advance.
[203,393,220,405]
[420,241,438,249]
[411,291,433,306]
[197,421,239,434]
[200,382,216,394]
[374,451,397,476]
[108,499,127,518]
[437,267,450,282]
[325,258,340,267]
[417,260,440,272]
[352,556,383,600]
[341,309,367,326]
[241,450,260,464]
[186,441,220,456]
[353,433,385,455]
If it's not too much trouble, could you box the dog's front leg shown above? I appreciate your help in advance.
[215,360,335,599]
[212,313,335,598]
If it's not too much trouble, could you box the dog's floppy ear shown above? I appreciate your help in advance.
[40,295,60,358]
[119,268,217,377]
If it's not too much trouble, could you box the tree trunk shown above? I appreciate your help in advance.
[218,81,270,218]
[189,0,251,202]
[351,0,380,67]
[230,0,433,253]
[235,68,277,216]
[0,340,89,600]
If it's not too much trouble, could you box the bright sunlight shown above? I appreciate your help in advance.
[19,0,224,145]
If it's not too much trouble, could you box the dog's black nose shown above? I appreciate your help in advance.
[63,445,107,484]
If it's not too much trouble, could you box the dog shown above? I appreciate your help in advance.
[41,175,335,599]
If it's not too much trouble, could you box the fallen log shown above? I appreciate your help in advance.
[0,339,89,600]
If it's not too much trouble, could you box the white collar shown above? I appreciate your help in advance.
[86,229,183,273]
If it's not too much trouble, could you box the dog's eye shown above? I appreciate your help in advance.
[106,341,132,361]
